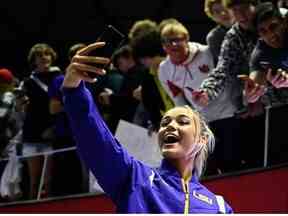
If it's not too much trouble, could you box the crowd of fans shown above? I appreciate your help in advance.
[0,0,287,202]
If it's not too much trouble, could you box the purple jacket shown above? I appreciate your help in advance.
[62,82,233,213]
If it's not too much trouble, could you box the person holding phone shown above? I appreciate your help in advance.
[243,2,288,105]
[194,0,259,112]
[61,42,233,213]
[158,21,242,173]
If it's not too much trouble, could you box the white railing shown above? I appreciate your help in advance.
[0,146,77,200]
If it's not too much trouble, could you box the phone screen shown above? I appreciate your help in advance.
[89,25,125,64]
[86,25,125,78]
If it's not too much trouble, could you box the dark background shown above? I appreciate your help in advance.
[0,0,215,78]
[0,0,277,78]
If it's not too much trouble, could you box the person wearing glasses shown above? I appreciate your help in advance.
[158,22,241,173]
[61,42,233,213]
[158,21,237,123]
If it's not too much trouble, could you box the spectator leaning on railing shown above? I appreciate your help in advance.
[242,2,288,106]
[20,43,61,199]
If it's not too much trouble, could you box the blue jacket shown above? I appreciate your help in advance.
[62,82,233,214]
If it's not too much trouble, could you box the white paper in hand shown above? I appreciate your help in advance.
[115,120,162,167]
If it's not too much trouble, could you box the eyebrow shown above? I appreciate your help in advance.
[163,114,191,119]
[177,114,190,118]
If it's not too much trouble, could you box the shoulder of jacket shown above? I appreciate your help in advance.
[159,58,172,74]
[225,24,242,40]
[159,57,170,67]
[191,42,208,50]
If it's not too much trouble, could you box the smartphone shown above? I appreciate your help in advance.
[87,25,126,78]
[237,74,250,81]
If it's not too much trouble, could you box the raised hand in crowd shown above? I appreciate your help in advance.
[63,42,110,88]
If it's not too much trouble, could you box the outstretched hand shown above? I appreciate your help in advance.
[239,75,266,103]
[266,68,288,88]
[191,90,209,107]
[62,42,110,88]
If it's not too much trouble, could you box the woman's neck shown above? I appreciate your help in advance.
[169,157,194,181]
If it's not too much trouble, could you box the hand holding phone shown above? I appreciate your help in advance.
[63,42,110,88]
[87,25,126,78]
[238,74,266,103]
[237,74,257,90]
[95,25,125,58]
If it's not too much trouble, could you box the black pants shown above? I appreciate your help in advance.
[50,137,88,197]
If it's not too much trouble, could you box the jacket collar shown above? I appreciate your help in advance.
[159,159,199,183]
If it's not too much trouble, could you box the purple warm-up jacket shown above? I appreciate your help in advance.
[62,82,233,214]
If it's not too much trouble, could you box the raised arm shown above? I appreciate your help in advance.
[61,42,134,200]
[200,30,242,100]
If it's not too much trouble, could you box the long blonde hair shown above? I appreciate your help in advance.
[182,106,215,178]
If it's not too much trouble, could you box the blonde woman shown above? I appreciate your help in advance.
[61,42,233,213]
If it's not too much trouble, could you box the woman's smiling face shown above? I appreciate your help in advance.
[158,107,201,160]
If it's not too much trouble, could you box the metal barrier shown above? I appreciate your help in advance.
[0,104,288,204]
[264,104,288,166]
[0,146,78,201]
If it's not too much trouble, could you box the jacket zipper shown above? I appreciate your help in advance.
[181,178,190,215]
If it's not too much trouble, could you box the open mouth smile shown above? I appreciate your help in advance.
[162,133,180,145]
